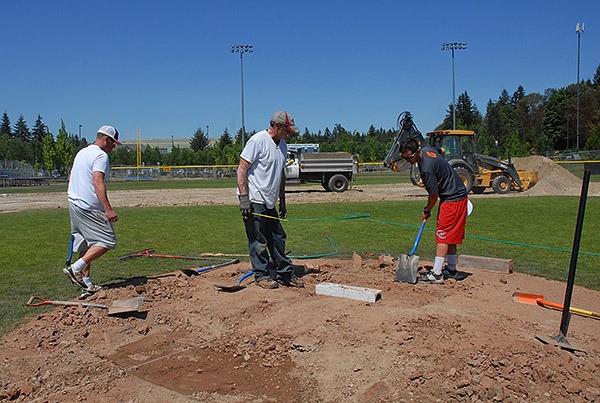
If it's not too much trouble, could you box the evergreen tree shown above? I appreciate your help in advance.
[0,112,11,136]
[511,85,526,105]
[593,64,600,88]
[13,115,31,141]
[190,127,209,151]
[31,115,49,142]
[31,115,50,169]
[217,128,233,149]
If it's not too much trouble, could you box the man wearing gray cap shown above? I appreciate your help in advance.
[63,125,121,298]
[237,111,303,289]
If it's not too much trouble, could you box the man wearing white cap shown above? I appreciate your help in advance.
[237,111,304,289]
[63,125,121,298]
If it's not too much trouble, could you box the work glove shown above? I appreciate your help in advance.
[239,194,252,220]
[278,195,287,219]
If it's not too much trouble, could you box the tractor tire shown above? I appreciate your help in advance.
[492,175,511,194]
[327,174,349,192]
[454,166,474,193]
[471,186,486,194]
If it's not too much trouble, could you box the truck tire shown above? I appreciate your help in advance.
[492,175,511,194]
[328,174,349,192]
[454,166,474,193]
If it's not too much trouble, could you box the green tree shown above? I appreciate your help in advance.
[13,115,31,141]
[593,64,600,88]
[55,120,75,175]
[0,112,11,136]
[217,128,233,149]
[31,115,49,169]
[584,124,600,150]
[190,127,209,151]
[42,133,57,174]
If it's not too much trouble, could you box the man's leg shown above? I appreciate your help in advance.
[446,244,458,272]
[433,243,449,276]
[244,204,277,288]
[269,218,296,285]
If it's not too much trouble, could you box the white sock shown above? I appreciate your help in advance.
[72,258,86,273]
[82,277,93,288]
[446,254,457,272]
[433,257,445,275]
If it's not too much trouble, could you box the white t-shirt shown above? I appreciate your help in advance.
[239,130,287,209]
[67,144,109,211]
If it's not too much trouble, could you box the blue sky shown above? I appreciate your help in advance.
[2,1,599,141]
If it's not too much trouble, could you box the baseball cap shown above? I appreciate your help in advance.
[97,125,122,145]
[271,111,299,135]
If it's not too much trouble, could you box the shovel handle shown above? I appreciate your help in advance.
[26,296,107,309]
[194,258,240,274]
[536,298,600,318]
[237,270,254,285]
[409,220,426,256]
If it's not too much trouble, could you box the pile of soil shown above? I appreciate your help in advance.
[2,258,600,402]
[2,156,600,402]
[513,156,589,196]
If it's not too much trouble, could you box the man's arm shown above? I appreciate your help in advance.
[93,171,118,222]
[237,158,251,196]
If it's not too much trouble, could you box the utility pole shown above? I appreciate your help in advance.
[576,23,584,151]
[230,44,253,147]
[442,42,467,130]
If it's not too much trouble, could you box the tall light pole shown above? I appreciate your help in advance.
[78,124,82,139]
[442,42,467,129]
[576,23,584,151]
[230,44,253,147]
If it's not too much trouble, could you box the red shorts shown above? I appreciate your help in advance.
[435,198,468,245]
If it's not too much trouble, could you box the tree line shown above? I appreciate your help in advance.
[1,63,599,174]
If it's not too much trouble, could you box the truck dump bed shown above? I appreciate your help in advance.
[299,152,357,173]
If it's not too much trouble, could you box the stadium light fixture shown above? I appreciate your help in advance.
[442,42,467,130]
[230,44,254,147]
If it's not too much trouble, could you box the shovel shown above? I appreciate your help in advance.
[118,248,225,262]
[214,270,254,292]
[179,258,240,276]
[512,292,600,319]
[26,296,144,315]
[394,219,426,284]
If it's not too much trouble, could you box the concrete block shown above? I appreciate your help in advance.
[458,254,513,273]
[315,282,382,303]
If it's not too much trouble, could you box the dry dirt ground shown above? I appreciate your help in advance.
[2,156,600,402]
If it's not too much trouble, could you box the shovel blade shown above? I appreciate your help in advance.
[213,284,246,292]
[107,297,145,315]
[394,254,419,284]
[511,292,545,306]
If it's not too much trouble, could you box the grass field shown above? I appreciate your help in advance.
[1,192,599,338]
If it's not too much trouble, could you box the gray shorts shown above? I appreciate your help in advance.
[68,202,117,253]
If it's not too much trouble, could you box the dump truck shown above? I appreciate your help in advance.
[384,112,537,194]
[285,150,358,192]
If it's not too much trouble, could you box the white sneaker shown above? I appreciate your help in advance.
[420,271,444,284]
[79,284,103,299]
[63,266,85,288]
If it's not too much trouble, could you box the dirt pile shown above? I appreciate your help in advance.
[513,156,589,196]
[2,259,600,402]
